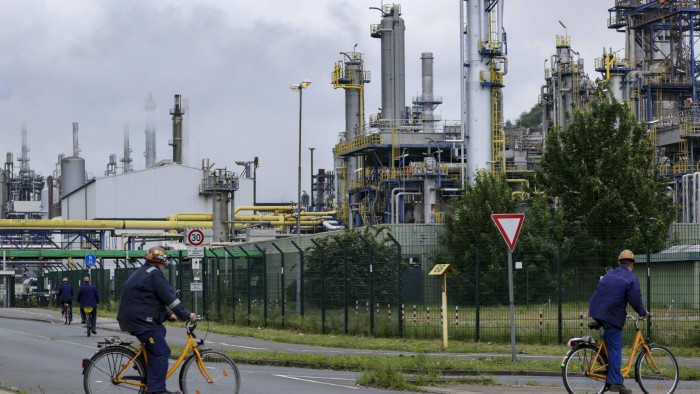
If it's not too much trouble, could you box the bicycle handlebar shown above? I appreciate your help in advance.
[185,315,204,334]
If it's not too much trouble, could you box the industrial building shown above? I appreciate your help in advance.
[4,0,700,302]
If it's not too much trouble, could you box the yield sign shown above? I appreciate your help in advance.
[491,213,525,252]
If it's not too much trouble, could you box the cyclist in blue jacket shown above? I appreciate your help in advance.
[589,249,648,394]
[117,246,195,394]
[57,277,73,322]
[77,276,99,333]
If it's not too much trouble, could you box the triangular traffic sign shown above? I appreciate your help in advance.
[491,213,525,252]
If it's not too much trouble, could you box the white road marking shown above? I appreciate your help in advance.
[0,327,50,340]
[220,342,268,350]
[57,339,95,349]
[273,374,359,389]
[0,327,99,349]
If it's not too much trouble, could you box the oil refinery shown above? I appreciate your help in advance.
[2,1,700,293]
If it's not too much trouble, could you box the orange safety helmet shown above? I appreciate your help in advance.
[146,246,168,264]
[618,249,635,263]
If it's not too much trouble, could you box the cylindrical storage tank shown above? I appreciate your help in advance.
[60,156,86,197]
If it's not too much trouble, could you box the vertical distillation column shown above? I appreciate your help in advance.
[18,123,29,176]
[121,124,133,173]
[0,155,6,218]
[344,53,364,187]
[464,0,497,180]
[414,52,443,131]
[170,94,185,164]
[372,4,406,124]
[333,48,371,226]
[415,53,443,223]
[555,36,572,127]
[144,93,157,168]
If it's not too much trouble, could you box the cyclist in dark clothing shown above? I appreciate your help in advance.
[57,277,73,322]
[77,276,99,333]
[589,249,648,394]
[117,246,195,394]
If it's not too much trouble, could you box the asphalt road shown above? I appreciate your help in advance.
[1,307,700,394]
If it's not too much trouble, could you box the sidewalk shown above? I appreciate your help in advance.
[1,307,698,394]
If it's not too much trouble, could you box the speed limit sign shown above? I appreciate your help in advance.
[186,228,205,246]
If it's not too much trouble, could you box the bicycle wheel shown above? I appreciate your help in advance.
[562,344,607,394]
[83,346,147,393]
[179,349,241,394]
[635,344,679,394]
[87,314,92,337]
[63,305,69,325]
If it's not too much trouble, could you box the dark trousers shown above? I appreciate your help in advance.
[133,325,171,393]
[80,306,97,328]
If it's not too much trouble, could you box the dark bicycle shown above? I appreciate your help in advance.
[61,302,72,325]
[83,306,94,337]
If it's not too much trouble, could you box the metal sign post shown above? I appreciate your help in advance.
[491,213,525,362]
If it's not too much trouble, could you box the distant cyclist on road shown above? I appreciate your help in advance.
[77,276,99,334]
[589,249,648,394]
[117,246,195,394]
[57,277,73,322]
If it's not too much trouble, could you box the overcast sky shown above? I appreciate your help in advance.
[0,0,622,205]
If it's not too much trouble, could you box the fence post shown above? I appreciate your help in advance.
[470,230,481,342]
[360,235,375,336]
[177,250,185,310]
[254,245,268,328]
[271,243,285,327]
[223,247,237,325]
[550,229,563,344]
[238,246,252,327]
[290,240,304,316]
[385,232,403,338]
[213,251,220,321]
[332,238,349,335]
[641,226,652,340]
[309,239,325,333]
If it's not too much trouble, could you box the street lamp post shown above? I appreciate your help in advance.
[291,80,311,237]
[291,80,310,315]
[309,147,315,211]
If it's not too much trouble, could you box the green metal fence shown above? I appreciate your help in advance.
[19,223,700,347]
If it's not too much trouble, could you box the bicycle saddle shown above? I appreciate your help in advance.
[588,321,602,330]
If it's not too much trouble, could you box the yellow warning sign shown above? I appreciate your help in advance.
[428,264,458,276]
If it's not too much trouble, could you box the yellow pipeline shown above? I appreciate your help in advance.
[604,53,616,83]
[233,206,294,214]
[0,219,212,230]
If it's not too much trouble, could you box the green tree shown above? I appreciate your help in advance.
[540,87,676,255]
[303,228,400,308]
[518,104,542,129]
[441,172,518,303]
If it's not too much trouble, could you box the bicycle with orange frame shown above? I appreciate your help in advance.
[561,315,679,394]
[82,317,240,393]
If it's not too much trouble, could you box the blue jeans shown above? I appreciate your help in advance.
[600,320,624,385]
[132,325,171,393]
